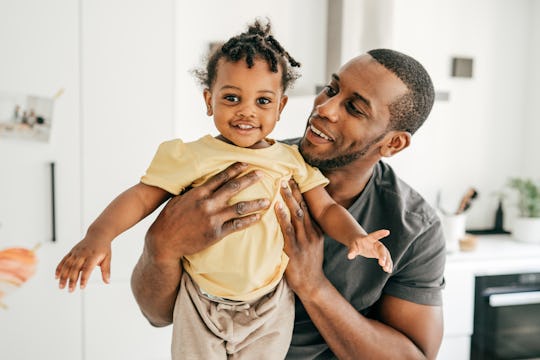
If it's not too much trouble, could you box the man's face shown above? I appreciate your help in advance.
[299,54,408,170]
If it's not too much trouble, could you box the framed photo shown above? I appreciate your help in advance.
[0,91,57,142]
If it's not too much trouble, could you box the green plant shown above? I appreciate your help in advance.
[507,178,540,218]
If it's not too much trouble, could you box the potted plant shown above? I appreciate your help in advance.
[507,178,540,243]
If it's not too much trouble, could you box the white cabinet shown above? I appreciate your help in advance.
[84,283,171,360]
[80,0,174,359]
[0,1,83,359]
[0,1,174,359]
[438,236,540,360]
[438,263,475,360]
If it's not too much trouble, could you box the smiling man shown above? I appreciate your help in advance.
[131,49,446,359]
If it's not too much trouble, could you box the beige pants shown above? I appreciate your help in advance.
[171,273,294,360]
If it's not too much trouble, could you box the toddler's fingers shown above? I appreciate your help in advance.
[100,257,111,284]
[67,271,82,293]
[378,248,393,273]
[66,258,86,292]
[55,255,68,279]
[367,229,390,242]
[57,256,76,289]
[79,256,105,289]
[347,243,361,260]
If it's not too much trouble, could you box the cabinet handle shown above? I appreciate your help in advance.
[50,162,56,242]
[489,291,540,307]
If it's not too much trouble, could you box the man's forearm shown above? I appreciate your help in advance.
[131,248,182,327]
[298,279,427,360]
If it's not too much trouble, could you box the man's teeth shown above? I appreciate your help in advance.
[310,124,332,140]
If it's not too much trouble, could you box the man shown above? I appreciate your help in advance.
[131,49,446,359]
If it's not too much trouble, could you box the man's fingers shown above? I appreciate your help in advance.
[279,180,322,245]
[213,170,263,203]
[200,162,249,194]
[275,201,296,255]
[220,213,261,238]
[280,181,304,221]
[288,179,304,204]
[230,198,270,217]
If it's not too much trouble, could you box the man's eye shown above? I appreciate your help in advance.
[224,95,239,102]
[257,97,271,105]
[346,101,364,116]
[324,85,337,97]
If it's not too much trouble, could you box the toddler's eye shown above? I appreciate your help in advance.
[257,97,271,105]
[224,95,239,102]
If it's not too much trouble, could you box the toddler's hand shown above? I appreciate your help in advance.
[55,237,112,292]
[347,229,393,273]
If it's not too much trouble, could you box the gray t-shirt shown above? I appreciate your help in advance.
[286,159,446,360]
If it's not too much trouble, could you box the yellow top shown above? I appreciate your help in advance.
[141,135,329,301]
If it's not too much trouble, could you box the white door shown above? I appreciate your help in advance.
[0,1,83,359]
[81,1,174,358]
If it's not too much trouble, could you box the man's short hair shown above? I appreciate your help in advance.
[368,49,435,135]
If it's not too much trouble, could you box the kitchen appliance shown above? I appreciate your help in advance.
[471,272,540,359]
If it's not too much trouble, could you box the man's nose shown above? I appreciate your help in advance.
[315,97,338,123]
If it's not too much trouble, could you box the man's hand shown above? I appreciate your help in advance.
[275,179,327,297]
[146,162,271,262]
[275,180,443,359]
[132,162,269,327]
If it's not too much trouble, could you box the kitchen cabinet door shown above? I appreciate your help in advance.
[83,283,172,360]
[80,0,175,358]
[0,1,83,359]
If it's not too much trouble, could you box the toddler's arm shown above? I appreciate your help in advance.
[56,182,171,291]
[301,184,392,273]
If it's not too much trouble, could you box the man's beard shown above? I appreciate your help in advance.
[299,132,386,171]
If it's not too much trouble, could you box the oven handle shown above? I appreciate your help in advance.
[489,291,540,307]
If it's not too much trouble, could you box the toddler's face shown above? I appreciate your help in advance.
[204,58,287,149]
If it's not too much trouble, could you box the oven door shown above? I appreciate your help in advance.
[471,274,540,360]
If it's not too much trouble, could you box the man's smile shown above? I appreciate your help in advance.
[308,122,334,142]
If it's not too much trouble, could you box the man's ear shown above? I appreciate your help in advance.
[277,95,288,121]
[380,131,411,157]
[203,88,213,116]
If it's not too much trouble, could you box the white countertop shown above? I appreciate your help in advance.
[446,234,540,275]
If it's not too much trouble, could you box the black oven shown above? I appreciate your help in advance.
[471,272,540,360]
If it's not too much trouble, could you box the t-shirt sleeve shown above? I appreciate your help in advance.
[286,144,329,193]
[140,139,198,195]
[383,215,446,306]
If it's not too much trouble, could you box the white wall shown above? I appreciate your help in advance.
[0,1,83,358]
[524,0,540,178]
[383,0,533,230]
[174,0,327,142]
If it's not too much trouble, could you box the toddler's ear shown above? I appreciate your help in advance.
[203,88,213,116]
[278,95,288,115]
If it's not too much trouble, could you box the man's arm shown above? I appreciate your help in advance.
[131,163,270,326]
[276,181,443,359]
